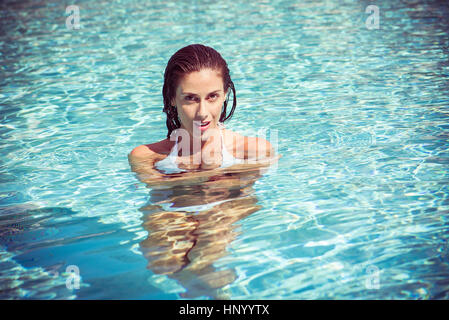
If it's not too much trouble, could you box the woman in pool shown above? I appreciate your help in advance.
[128,44,277,178]
[128,44,279,298]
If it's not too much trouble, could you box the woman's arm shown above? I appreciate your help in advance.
[244,136,275,160]
[128,145,227,187]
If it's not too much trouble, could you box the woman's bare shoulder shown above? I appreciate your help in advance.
[223,128,274,159]
[222,128,243,143]
[128,140,172,183]
[128,139,172,161]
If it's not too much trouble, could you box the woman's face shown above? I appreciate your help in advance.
[171,68,227,140]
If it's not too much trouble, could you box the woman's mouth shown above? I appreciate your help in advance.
[198,121,210,131]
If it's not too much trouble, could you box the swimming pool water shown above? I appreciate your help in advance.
[1,0,449,299]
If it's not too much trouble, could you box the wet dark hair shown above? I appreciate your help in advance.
[162,44,237,139]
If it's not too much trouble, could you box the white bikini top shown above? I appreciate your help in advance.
[154,123,245,174]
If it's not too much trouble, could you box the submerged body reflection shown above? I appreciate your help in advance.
[137,166,265,299]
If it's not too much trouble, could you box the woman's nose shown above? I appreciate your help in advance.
[197,99,209,118]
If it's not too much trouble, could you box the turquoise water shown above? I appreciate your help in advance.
[1,0,449,299]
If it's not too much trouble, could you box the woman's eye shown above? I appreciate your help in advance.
[184,94,218,102]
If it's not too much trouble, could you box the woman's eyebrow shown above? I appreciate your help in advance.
[181,90,222,95]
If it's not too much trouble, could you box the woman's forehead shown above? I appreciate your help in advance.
[177,69,224,94]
